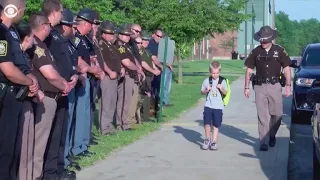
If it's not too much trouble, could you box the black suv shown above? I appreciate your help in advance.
[291,43,320,124]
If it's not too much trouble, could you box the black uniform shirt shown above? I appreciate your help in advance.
[244,44,292,78]
[128,38,141,63]
[0,22,14,83]
[99,39,121,73]
[8,26,31,75]
[44,27,74,81]
[68,37,79,76]
[27,35,60,93]
[86,35,104,68]
[74,31,91,65]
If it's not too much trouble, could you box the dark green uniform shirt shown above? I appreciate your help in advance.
[140,48,153,76]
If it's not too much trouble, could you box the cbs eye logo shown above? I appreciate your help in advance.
[4,4,18,18]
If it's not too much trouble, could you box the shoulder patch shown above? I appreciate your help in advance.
[118,46,125,54]
[34,46,45,58]
[0,40,8,56]
[74,37,80,47]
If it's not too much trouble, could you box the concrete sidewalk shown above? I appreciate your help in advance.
[77,76,291,180]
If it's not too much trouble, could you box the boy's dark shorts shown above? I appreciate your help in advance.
[203,107,223,128]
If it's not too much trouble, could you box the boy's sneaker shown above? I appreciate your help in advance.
[210,141,218,150]
[202,138,210,150]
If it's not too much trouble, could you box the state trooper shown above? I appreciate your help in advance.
[98,20,121,135]
[71,8,100,158]
[58,8,82,176]
[244,26,292,151]
[0,1,38,179]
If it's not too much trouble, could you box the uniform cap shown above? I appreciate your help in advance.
[76,8,95,24]
[140,31,150,40]
[117,24,133,36]
[99,20,115,34]
[61,8,79,26]
[253,26,278,43]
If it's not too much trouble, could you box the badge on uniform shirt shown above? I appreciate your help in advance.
[34,46,45,58]
[10,31,18,39]
[74,37,80,47]
[273,50,278,57]
[139,49,143,55]
[53,35,58,40]
[118,46,125,53]
[0,40,7,56]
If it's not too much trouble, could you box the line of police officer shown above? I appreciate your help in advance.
[0,0,161,179]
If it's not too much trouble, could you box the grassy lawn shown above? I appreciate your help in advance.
[75,60,243,168]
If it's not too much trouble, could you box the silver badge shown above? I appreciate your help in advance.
[273,50,278,57]
[10,31,18,39]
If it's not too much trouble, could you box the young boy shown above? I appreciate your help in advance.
[200,61,228,150]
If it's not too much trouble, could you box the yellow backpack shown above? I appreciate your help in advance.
[209,76,231,106]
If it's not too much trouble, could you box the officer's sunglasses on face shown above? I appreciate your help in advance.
[135,41,142,45]
[132,29,140,34]
[156,34,162,38]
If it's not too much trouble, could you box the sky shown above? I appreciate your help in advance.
[276,0,320,21]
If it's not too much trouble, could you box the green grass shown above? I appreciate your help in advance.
[75,60,243,168]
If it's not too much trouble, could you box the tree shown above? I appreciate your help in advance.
[120,0,249,84]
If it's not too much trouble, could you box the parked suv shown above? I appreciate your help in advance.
[306,88,320,179]
[291,43,320,124]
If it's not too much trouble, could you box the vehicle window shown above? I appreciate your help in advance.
[302,48,320,66]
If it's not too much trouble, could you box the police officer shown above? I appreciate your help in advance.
[140,32,161,122]
[58,8,82,177]
[71,8,99,158]
[244,26,292,151]
[98,20,121,135]
[85,11,104,145]
[0,1,39,179]
[114,25,143,130]
[27,11,71,179]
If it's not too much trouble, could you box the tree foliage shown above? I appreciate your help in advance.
[276,11,320,56]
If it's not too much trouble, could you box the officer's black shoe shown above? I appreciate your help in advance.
[78,150,96,157]
[260,144,268,151]
[269,136,276,147]
[58,169,76,180]
[67,162,81,171]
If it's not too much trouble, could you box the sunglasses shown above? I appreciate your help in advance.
[156,34,162,38]
[132,29,140,34]
[135,41,142,44]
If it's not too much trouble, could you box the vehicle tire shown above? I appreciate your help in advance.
[313,141,320,180]
[291,99,300,124]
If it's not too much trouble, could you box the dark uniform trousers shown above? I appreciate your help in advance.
[116,75,134,129]
[99,76,117,134]
[90,77,100,140]
[0,87,23,180]
[254,82,283,144]
[42,96,69,179]
[142,76,153,121]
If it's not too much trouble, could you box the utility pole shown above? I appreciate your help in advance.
[273,0,276,29]
[244,0,248,58]
[251,2,254,52]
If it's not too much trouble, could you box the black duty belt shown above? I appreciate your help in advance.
[252,75,280,86]
[43,91,61,101]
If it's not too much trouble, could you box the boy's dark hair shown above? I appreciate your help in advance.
[42,0,62,16]
[15,21,32,41]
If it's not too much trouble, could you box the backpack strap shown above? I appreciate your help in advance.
[206,76,213,100]
[218,76,226,98]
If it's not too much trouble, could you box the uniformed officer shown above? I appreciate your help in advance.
[244,26,292,151]
[140,32,161,122]
[27,11,71,179]
[0,1,39,180]
[42,1,78,178]
[71,8,99,158]
[128,24,145,125]
[114,25,143,130]
[14,21,44,180]
[58,8,82,177]
[98,20,121,135]
[86,10,104,145]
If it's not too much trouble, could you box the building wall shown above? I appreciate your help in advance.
[237,0,274,58]
[192,31,238,60]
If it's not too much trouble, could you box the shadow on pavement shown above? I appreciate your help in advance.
[173,120,288,180]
